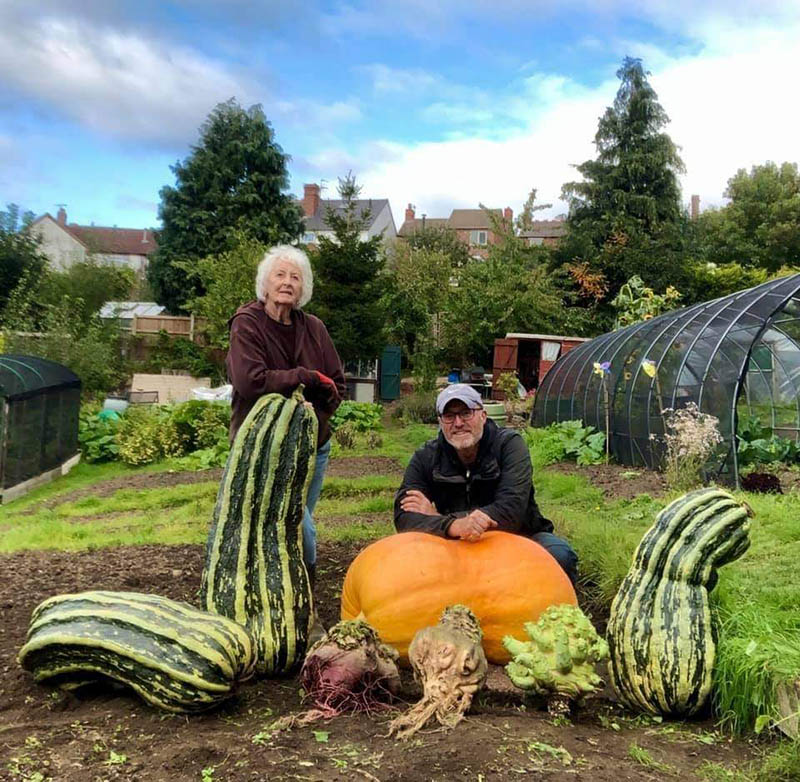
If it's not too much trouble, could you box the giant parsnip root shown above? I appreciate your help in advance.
[389,605,487,740]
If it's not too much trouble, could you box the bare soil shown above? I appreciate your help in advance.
[0,457,764,781]
[546,462,668,500]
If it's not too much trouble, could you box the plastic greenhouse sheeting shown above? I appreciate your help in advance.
[533,273,800,486]
[0,355,81,494]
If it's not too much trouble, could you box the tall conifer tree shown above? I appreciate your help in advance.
[149,99,303,312]
[559,57,688,297]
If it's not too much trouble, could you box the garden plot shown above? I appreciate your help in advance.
[1,539,760,782]
[1,447,797,780]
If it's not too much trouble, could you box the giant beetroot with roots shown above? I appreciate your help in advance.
[296,619,401,722]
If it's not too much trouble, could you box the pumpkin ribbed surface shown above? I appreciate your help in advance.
[340,531,577,664]
[200,389,317,676]
[17,591,256,713]
[606,487,751,716]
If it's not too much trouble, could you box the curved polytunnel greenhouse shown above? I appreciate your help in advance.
[0,355,81,502]
[533,273,800,486]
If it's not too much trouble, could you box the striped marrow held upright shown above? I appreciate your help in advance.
[606,487,752,717]
[201,387,318,676]
[18,591,257,713]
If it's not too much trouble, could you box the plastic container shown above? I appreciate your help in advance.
[103,396,129,414]
[483,402,507,427]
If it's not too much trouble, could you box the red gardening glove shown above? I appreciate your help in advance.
[315,371,340,397]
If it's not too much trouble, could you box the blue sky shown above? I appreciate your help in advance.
[2,0,799,231]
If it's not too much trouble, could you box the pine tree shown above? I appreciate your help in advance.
[307,174,386,364]
[148,99,303,312]
[558,57,688,297]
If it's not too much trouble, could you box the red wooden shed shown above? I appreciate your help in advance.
[492,332,590,400]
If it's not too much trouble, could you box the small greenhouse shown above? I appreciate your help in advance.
[0,355,82,503]
[533,274,800,486]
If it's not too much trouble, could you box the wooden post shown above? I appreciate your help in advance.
[131,315,138,336]
[189,314,195,342]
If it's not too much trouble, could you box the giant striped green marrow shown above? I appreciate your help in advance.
[17,590,256,712]
[607,487,751,716]
[201,388,317,675]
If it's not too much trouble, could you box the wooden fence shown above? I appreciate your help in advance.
[131,315,208,342]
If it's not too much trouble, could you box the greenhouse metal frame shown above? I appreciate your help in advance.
[0,354,82,502]
[533,274,800,486]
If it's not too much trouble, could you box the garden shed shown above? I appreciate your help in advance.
[0,355,82,503]
[533,273,800,486]
[492,333,589,399]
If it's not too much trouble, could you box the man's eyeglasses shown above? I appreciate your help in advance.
[439,408,479,424]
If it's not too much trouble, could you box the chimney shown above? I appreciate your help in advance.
[57,207,67,226]
[405,203,416,223]
[141,229,148,244]
[503,206,513,222]
[691,194,700,220]
[302,184,321,217]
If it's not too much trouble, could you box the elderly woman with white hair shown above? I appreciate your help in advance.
[226,243,346,595]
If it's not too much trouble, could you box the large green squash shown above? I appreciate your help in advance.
[201,389,317,675]
[18,590,256,712]
[607,488,751,716]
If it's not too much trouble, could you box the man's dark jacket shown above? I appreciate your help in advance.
[394,419,553,538]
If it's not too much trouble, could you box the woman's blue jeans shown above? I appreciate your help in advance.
[302,440,331,568]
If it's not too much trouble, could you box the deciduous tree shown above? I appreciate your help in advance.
[0,204,46,320]
[695,162,800,273]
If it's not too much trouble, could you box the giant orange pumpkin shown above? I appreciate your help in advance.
[340,531,577,664]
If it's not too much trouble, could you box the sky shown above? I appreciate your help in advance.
[1,0,800,231]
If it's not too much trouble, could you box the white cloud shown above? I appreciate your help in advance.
[309,19,800,223]
[0,17,257,145]
[357,64,443,94]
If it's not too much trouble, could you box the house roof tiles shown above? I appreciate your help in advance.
[65,224,158,256]
[302,199,389,231]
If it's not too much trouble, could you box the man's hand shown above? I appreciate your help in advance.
[399,489,438,516]
[447,510,498,542]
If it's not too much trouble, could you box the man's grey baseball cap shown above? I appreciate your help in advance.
[436,384,484,415]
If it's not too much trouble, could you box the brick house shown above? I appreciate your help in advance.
[298,183,397,245]
[518,218,567,247]
[30,208,157,273]
[398,204,514,259]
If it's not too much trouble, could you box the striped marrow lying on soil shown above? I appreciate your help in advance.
[201,388,318,676]
[18,591,257,712]
[607,487,752,717]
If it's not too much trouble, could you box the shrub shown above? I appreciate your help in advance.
[365,430,384,450]
[168,400,231,450]
[660,403,723,491]
[392,390,439,424]
[737,415,799,467]
[524,420,606,468]
[78,405,121,463]
[138,331,222,381]
[330,401,383,432]
[333,422,358,449]
[116,406,189,466]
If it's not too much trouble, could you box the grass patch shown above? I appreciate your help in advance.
[315,494,395,517]
[320,476,399,498]
[331,423,435,464]
[0,504,210,552]
[1,460,172,512]
[52,483,219,518]
[627,743,675,775]
[317,519,394,543]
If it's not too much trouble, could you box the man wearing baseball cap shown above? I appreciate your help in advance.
[394,383,577,583]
